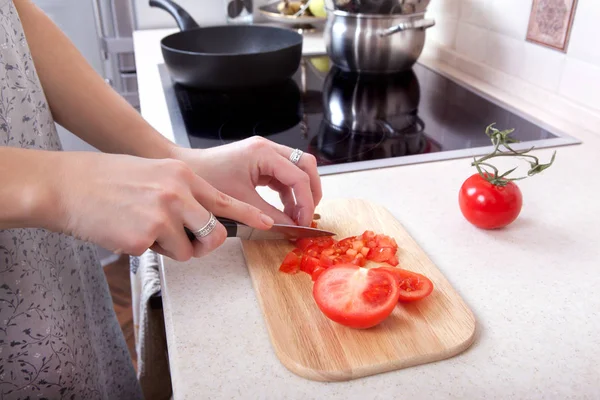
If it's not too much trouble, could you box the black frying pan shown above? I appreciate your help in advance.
[149,0,304,90]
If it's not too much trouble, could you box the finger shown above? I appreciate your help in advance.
[150,215,194,262]
[272,144,323,207]
[258,154,315,226]
[150,242,177,260]
[179,196,229,258]
[190,221,228,258]
[244,189,296,225]
[267,179,296,220]
[191,176,276,230]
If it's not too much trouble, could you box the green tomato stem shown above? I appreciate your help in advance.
[471,123,556,186]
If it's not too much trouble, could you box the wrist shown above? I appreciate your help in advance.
[127,125,183,160]
[140,136,182,160]
[168,146,208,170]
[27,150,67,232]
[0,148,64,230]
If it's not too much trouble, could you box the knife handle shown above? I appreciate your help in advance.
[184,216,239,242]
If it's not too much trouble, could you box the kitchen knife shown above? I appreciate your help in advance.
[184,216,336,241]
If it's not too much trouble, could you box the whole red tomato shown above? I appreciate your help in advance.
[458,173,523,229]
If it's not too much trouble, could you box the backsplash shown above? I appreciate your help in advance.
[132,0,273,29]
[423,0,600,115]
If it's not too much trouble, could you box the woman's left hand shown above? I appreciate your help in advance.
[173,136,322,227]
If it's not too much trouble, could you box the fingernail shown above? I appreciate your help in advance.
[260,213,275,227]
[295,209,303,226]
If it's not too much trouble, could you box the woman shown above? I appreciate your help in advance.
[0,0,322,398]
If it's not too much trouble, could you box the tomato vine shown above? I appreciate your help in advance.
[471,123,556,187]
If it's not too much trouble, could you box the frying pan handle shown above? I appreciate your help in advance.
[149,0,200,31]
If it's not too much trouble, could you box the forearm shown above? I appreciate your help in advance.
[14,0,177,159]
[0,147,56,230]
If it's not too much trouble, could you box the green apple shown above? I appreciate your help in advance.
[310,56,330,73]
[308,0,327,18]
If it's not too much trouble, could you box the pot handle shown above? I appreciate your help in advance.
[149,0,200,31]
[377,116,425,136]
[378,18,435,37]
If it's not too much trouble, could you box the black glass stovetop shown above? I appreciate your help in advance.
[159,56,577,175]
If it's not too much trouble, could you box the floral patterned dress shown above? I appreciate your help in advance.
[0,1,144,398]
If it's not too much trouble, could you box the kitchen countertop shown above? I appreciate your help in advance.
[133,28,600,399]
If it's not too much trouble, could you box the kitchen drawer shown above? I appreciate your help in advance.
[119,72,138,93]
[118,53,136,72]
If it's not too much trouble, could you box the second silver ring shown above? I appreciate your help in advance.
[192,213,217,239]
[289,148,303,165]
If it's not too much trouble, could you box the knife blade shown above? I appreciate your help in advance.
[184,216,336,241]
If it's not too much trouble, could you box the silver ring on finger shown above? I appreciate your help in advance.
[192,213,217,239]
[289,148,303,165]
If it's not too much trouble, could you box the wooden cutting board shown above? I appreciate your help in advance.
[241,199,476,382]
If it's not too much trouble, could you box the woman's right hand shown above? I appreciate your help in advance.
[44,152,274,261]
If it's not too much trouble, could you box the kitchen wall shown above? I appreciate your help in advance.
[424,0,600,117]
[133,0,222,28]
[132,0,272,29]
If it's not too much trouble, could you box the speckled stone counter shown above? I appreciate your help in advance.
[135,29,600,399]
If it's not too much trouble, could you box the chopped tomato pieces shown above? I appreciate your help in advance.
[361,230,376,241]
[334,237,355,253]
[279,249,301,274]
[277,225,435,329]
[367,247,395,263]
[300,255,320,275]
[279,230,402,277]
[376,236,398,248]
[294,236,335,252]
[311,266,326,281]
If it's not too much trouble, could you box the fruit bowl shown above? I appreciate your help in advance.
[258,0,327,30]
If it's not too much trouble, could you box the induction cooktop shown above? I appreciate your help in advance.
[159,56,580,175]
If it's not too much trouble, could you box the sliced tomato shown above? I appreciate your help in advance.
[313,264,400,329]
[279,249,302,274]
[376,267,434,302]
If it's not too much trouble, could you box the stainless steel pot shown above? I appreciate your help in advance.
[331,0,431,15]
[324,9,435,73]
